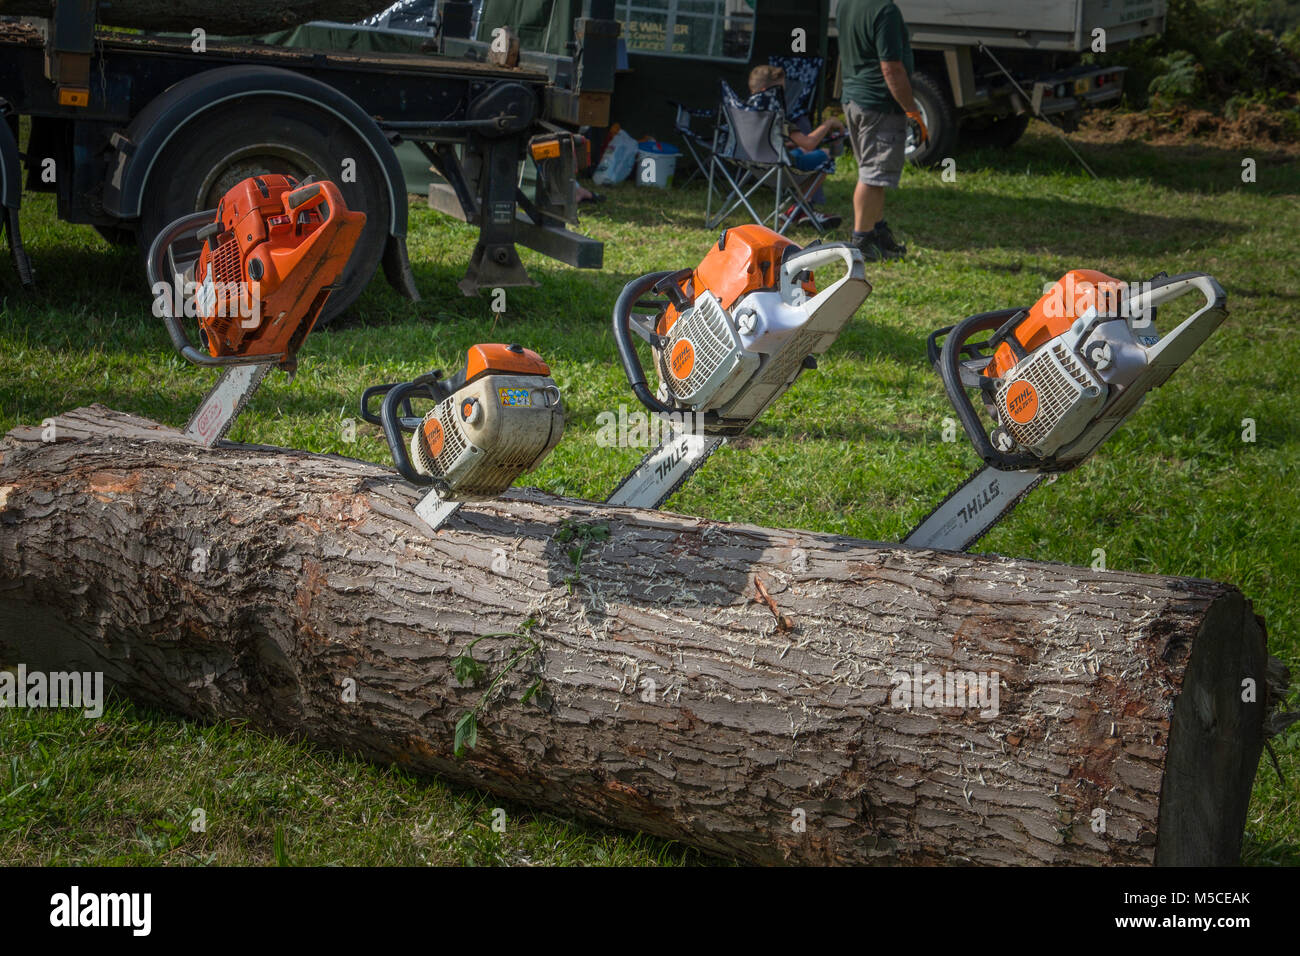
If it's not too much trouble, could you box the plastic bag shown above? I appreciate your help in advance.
[592,129,639,185]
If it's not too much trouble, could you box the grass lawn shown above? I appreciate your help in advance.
[1,122,1297,865]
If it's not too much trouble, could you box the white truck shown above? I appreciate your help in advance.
[831,0,1169,163]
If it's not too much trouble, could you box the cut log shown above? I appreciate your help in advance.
[2,1,392,35]
[0,406,1280,865]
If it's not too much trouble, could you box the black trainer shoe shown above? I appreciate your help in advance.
[874,220,908,257]
[855,222,907,262]
[785,205,843,230]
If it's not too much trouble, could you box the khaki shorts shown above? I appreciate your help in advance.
[844,101,907,188]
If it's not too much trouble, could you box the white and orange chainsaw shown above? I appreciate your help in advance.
[360,344,565,532]
[903,269,1228,550]
[608,224,872,507]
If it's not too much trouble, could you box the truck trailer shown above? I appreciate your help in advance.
[0,0,619,311]
[848,0,1168,163]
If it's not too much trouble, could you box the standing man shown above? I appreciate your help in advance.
[838,0,928,261]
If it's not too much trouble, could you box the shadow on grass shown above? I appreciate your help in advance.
[902,186,1241,259]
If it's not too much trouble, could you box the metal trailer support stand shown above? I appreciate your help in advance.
[0,114,32,286]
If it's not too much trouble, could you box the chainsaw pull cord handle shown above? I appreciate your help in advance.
[939,307,1046,472]
[613,269,683,417]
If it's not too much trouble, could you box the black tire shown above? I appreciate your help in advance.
[961,113,1031,150]
[905,71,958,168]
[137,97,391,325]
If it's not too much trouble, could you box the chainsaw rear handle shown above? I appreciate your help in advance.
[612,269,686,417]
[145,208,282,368]
[1124,272,1228,372]
[778,242,862,305]
[378,374,455,486]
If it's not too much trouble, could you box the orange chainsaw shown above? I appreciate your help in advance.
[608,224,871,508]
[359,344,565,531]
[147,174,365,446]
[905,269,1228,550]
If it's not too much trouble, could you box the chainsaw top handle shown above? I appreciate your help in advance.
[612,269,690,418]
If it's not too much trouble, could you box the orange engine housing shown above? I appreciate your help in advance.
[658,224,817,335]
[194,174,365,364]
[986,269,1126,378]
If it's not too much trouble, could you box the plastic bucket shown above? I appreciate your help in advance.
[636,148,679,189]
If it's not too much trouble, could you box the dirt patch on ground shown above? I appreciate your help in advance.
[1074,102,1300,155]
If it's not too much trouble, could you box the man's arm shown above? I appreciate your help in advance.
[881,60,916,113]
[882,60,928,141]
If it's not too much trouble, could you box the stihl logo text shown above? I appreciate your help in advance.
[670,339,695,379]
[655,439,693,481]
[1004,380,1038,424]
[958,478,1001,523]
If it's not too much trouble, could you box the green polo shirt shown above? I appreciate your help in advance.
[838,0,914,115]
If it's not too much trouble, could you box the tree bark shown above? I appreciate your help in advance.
[0,406,1280,866]
[2,1,392,35]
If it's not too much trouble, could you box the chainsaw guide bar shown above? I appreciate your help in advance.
[184,363,272,447]
[606,432,723,510]
[903,465,1046,552]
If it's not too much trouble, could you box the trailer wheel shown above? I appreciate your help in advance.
[905,72,957,168]
[137,99,391,325]
[962,113,1031,150]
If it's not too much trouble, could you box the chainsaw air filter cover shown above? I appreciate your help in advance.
[409,345,564,500]
[994,340,1107,457]
[655,290,759,410]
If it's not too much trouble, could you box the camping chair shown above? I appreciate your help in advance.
[768,55,825,123]
[769,55,833,205]
[705,81,827,235]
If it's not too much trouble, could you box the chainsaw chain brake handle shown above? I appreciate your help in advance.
[369,373,457,486]
[359,371,450,428]
[146,210,253,367]
[612,269,687,418]
[936,271,1227,473]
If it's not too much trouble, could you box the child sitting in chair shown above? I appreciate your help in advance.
[748,64,844,229]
